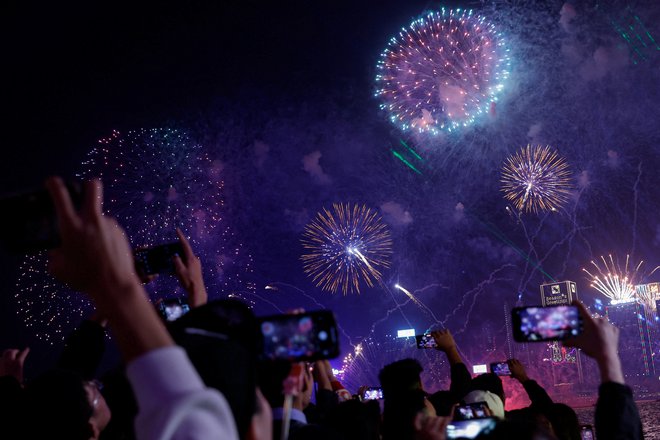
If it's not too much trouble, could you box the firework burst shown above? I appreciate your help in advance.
[15,128,254,341]
[582,254,659,304]
[500,144,572,214]
[375,8,510,135]
[301,203,393,295]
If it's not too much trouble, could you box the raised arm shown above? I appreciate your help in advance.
[564,301,643,440]
[431,329,471,401]
[508,358,553,410]
[173,228,208,308]
[46,177,238,440]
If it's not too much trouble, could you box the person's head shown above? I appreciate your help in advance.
[169,299,262,440]
[381,388,432,440]
[326,399,381,440]
[463,389,505,419]
[26,369,111,440]
[546,403,580,440]
[378,358,424,398]
[427,390,454,416]
[470,372,505,406]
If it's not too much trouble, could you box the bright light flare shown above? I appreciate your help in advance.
[583,254,658,304]
[500,144,572,214]
[301,203,393,295]
[375,8,510,135]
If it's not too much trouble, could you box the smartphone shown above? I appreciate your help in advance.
[580,425,594,440]
[157,298,190,322]
[490,362,511,376]
[134,242,185,276]
[362,387,384,401]
[446,418,497,439]
[511,305,582,342]
[258,310,340,362]
[415,334,437,349]
[454,402,490,421]
[0,182,83,253]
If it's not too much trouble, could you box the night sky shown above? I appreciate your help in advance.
[2,0,660,394]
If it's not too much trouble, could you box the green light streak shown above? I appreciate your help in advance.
[399,139,423,161]
[471,213,557,282]
[391,149,422,174]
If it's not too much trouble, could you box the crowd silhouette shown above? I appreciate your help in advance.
[0,177,645,440]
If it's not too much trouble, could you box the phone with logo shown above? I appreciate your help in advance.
[512,305,582,342]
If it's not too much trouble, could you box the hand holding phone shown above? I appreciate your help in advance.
[512,305,582,342]
[490,362,511,376]
[259,310,339,362]
[134,242,185,276]
[0,182,83,253]
[415,334,438,349]
[454,402,490,420]
[157,298,190,322]
[361,387,383,401]
[446,418,497,439]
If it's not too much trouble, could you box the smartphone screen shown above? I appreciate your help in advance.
[455,402,489,420]
[490,362,511,376]
[580,425,594,440]
[158,298,190,322]
[447,418,497,439]
[415,334,437,349]
[512,305,582,342]
[362,387,383,401]
[134,242,185,276]
[259,310,339,361]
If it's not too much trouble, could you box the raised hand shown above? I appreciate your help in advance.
[0,347,30,384]
[173,228,208,307]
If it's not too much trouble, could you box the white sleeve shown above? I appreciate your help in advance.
[126,346,239,440]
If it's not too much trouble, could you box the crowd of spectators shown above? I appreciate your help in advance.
[0,177,645,439]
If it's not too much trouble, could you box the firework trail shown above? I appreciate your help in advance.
[301,203,393,294]
[500,145,573,214]
[375,8,510,135]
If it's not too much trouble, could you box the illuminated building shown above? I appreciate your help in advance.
[605,301,655,379]
[539,281,583,385]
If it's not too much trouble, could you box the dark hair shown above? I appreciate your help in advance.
[428,390,454,416]
[25,369,93,440]
[169,299,260,440]
[470,373,505,405]
[382,388,427,440]
[546,403,580,440]
[326,399,381,440]
[378,358,423,398]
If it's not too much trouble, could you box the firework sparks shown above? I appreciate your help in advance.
[375,8,510,135]
[301,203,393,295]
[500,144,573,214]
[15,128,254,341]
[582,254,659,304]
